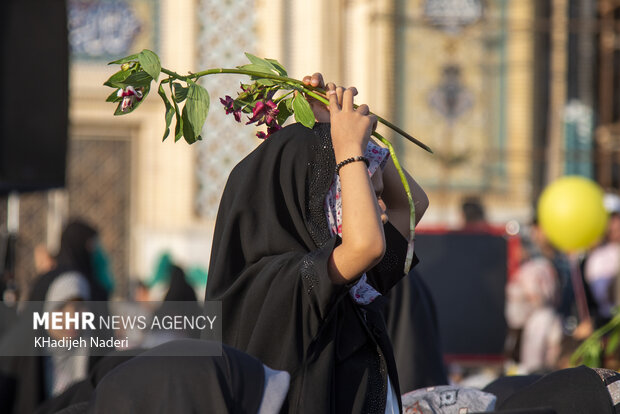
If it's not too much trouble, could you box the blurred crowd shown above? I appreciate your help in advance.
[0,218,202,413]
[1,200,620,412]
[504,192,620,376]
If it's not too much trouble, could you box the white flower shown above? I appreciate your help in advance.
[117,86,144,112]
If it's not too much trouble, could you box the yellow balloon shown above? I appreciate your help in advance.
[537,176,608,252]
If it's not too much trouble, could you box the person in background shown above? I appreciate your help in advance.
[505,221,563,373]
[29,219,114,302]
[584,193,620,328]
[0,218,114,413]
[459,196,494,233]
[144,263,202,347]
[0,271,96,413]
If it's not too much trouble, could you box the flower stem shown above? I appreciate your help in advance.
[159,67,433,153]
[296,86,433,154]
[274,90,295,103]
[373,131,416,274]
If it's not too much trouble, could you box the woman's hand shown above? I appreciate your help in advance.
[302,73,330,123]
[326,83,377,163]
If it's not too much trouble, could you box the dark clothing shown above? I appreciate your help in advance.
[0,260,107,413]
[45,340,265,414]
[205,123,413,413]
[0,268,96,414]
[483,366,620,414]
[161,265,197,302]
[53,220,108,302]
[151,265,202,340]
[0,346,47,414]
[483,374,543,407]
[385,269,449,393]
[35,350,137,414]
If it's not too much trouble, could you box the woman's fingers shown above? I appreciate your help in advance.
[302,73,325,88]
[327,83,340,112]
[311,72,324,88]
[335,86,346,109]
[329,85,371,118]
[369,114,378,133]
[342,87,357,112]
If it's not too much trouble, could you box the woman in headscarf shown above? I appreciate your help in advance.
[0,271,94,413]
[205,75,429,413]
[29,219,113,302]
[0,219,114,413]
[144,263,203,346]
[160,263,198,303]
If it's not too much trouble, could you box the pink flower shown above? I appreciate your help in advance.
[219,95,242,122]
[117,86,143,112]
[267,124,282,135]
[246,100,279,127]
[254,122,282,140]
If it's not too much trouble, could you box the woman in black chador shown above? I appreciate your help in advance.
[206,75,429,413]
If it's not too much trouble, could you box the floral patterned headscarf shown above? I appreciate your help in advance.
[324,141,390,236]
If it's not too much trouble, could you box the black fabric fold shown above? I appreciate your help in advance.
[86,340,265,414]
[495,365,615,414]
[384,269,449,394]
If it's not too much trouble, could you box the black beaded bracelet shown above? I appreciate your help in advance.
[335,156,370,174]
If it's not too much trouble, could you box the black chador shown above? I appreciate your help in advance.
[206,123,416,413]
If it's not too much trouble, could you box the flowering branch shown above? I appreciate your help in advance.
[105,50,432,151]
[105,50,430,272]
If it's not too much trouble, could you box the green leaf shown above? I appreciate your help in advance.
[105,89,121,103]
[181,110,197,144]
[586,345,602,367]
[292,93,315,129]
[235,95,254,106]
[277,98,293,125]
[285,96,294,112]
[123,71,153,87]
[170,84,183,142]
[607,329,620,357]
[173,83,188,102]
[265,58,287,76]
[138,49,161,82]
[108,53,140,65]
[244,52,279,73]
[103,69,133,88]
[105,70,153,89]
[181,83,210,144]
[158,84,174,141]
[236,63,277,76]
[256,78,276,86]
